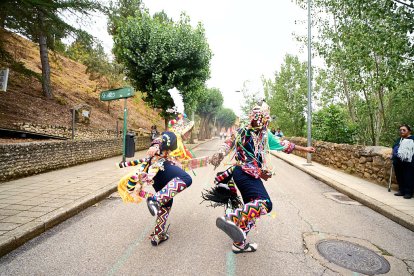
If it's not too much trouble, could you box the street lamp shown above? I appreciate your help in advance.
[306,0,313,164]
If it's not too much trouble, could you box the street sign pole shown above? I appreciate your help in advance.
[99,87,135,162]
[122,98,128,162]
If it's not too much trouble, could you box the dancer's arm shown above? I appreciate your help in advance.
[268,130,315,154]
[117,158,148,168]
[210,131,237,168]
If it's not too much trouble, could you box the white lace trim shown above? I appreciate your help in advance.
[397,138,414,162]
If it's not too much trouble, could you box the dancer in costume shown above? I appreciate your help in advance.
[209,101,315,253]
[117,88,199,246]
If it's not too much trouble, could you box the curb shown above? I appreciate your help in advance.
[0,138,217,257]
[0,184,117,257]
[272,152,414,232]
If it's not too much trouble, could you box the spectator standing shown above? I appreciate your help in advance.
[275,128,284,138]
[392,124,414,199]
[151,125,158,141]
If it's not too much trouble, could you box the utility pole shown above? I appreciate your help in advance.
[306,0,313,164]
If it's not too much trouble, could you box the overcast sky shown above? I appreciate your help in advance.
[82,0,309,116]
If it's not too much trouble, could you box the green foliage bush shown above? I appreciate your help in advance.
[312,104,357,144]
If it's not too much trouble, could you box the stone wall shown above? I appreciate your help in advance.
[0,136,151,182]
[12,122,151,140]
[286,137,395,187]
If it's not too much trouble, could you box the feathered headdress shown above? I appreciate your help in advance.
[167,87,194,136]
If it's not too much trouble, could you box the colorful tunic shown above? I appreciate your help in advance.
[217,128,295,180]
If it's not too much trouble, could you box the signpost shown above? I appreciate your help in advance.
[100,87,135,162]
[0,68,10,92]
[100,87,134,101]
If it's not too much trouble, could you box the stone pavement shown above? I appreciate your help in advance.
[0,139,212,257]
[272,151,414,232]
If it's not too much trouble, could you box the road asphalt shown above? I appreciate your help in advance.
[0,138,413,257]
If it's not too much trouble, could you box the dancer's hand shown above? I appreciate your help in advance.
[210,152,224,169]
[147,145,160,157]
[260,170,272,181]
[305,147,316,153]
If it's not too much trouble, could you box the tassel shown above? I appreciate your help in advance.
[117,172,143,204]
[201,185,242,210]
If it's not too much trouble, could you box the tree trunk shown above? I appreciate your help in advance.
[198,116,206,140]
[206,115,213,139]
[340,69,356,122]
[38,11,53,99]
[164,117,169,131]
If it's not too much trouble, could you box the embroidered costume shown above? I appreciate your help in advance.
[117,88,204,246]
[208,102,298,253]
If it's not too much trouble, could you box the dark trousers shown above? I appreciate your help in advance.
[232,166,273,212]
[394,160,414,195]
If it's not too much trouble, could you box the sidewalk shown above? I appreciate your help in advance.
[272,151,414,232]
[0,139,214,257]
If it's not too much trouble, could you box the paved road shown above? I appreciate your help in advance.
[0,139,413,275]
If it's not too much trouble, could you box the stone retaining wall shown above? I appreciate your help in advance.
[0,136,151,182]
[287,137,395,187]
[11,122,150,140]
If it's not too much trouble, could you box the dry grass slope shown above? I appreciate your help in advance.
[0,29,164,133]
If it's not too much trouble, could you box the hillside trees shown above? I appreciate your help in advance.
[65,30,125,87]
[111,8,212,126]
[296,0,414,145]
[0,0,102,99]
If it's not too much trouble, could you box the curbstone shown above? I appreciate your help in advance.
[272,152,414,232]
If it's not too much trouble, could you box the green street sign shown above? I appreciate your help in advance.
[100,87,135,101]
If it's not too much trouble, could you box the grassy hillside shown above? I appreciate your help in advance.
[0,29,164,134]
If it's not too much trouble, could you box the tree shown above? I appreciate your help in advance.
[0,0,102,99]
[196,87,223,140]
[312,104,357,144]
[216,107,237,134]
[264,54,308,137]
[295,0,414,145]
[111,9,212,125]
[107,0,143,36]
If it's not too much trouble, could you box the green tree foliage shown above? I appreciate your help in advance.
[196,87,223,140]
[111,8,212,121]
[107,0,143,35]
[216,107,237,130]
[65,30,125,86]
[0,0,102,99]
[264,54,308,137]
[296,0,414,145]
[313,105,357,144]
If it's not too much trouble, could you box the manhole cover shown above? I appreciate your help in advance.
[316,240,390,275]
[333,194,354,202]
[323,192,362,205]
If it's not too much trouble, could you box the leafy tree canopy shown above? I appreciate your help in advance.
[196,87,223,116]
[265,54,308,137]
[112,9,212,118]
[216,107,237,129]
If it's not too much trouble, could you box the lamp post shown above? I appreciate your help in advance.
[306,0,313,164]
